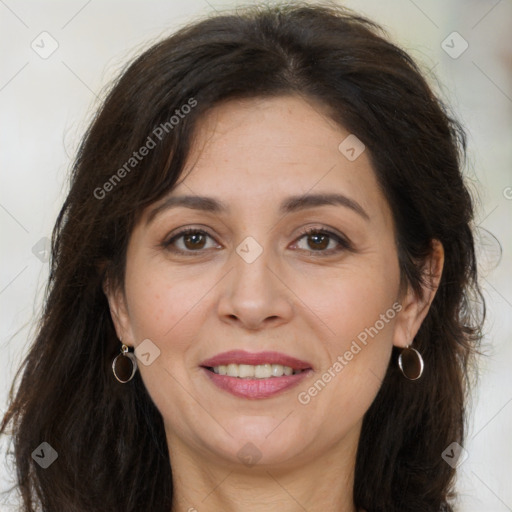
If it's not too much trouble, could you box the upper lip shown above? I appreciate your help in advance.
[200,350,312,370]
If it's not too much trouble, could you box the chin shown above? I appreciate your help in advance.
[200,421,306,467]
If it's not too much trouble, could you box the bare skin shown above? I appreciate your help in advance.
[105,95,443,512]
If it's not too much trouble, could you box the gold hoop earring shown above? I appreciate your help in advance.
[398,345,424,380]
[112,343,138,383]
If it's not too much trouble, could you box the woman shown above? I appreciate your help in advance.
[1,3,483,511]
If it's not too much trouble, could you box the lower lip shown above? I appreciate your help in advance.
[201,367,312,399]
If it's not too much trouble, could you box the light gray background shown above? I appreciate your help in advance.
[1,1,511,510]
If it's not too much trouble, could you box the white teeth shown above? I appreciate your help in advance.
[211,363,302,379]
[271,364,283,377]
[238,364,254,378]
[255,364,272,378]
[227,363,239,377]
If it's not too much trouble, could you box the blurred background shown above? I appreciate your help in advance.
[1,1,511,510]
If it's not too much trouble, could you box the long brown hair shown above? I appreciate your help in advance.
[1,3,483,511]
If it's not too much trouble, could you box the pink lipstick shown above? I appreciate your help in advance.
[200,350,313,399]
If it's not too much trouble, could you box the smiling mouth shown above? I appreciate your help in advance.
[204,363,307,379]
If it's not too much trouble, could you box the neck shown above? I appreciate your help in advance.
[167,426,361,512]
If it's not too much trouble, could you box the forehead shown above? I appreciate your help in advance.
[147,95,393,228]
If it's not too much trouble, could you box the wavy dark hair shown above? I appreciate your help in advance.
[1,2,483,511]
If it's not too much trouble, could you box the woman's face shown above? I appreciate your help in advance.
[108,95,428,469]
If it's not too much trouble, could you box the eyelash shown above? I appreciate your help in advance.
[162,226,352,256]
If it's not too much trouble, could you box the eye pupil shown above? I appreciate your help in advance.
[166,228,345,255]
[184,232,206,250]
[308,233,329,250]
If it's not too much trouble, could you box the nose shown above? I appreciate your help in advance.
[216,241,294,331]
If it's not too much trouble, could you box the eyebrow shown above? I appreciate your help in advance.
[145,192,370,225]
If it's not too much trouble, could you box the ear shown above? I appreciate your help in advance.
[102,276,136,347]
[393,239,444,348]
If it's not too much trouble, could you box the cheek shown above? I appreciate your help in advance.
[122,258,211,414]
[123,252,212,343]
[294,285,398,442]
[298,257,400,346]
[292,253,400,403]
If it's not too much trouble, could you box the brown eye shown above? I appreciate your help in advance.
[183,232,207,250]
[163,228,220,254]
[293,227,352,255]
[306,232,330,250]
